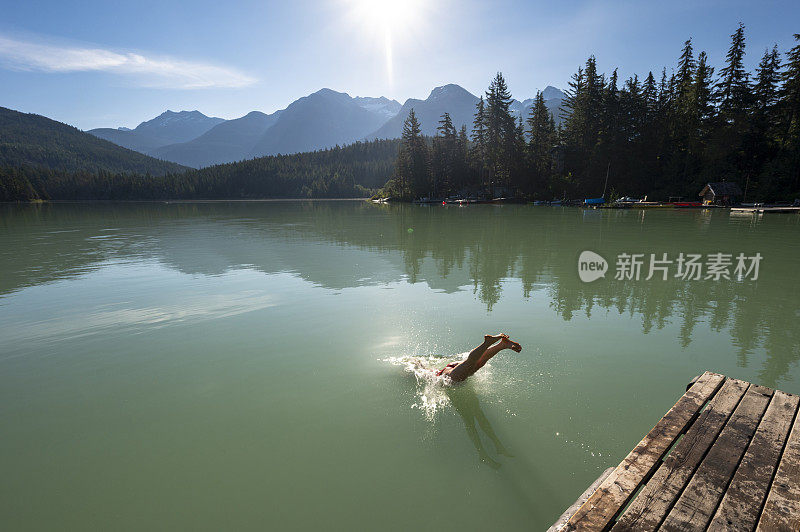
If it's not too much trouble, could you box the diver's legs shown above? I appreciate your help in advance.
[448,334,506,381]
[473,337,521,372]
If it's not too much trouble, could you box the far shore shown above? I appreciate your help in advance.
[0,198,372,204]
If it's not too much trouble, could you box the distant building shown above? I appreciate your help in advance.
[698,182,743,206]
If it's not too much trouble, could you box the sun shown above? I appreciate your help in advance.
[349,0,424,32]
[354,0,396,26]
[343,0,428,84]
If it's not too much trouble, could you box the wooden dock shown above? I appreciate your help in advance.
[550,372,800,531]
[730,206,800,214]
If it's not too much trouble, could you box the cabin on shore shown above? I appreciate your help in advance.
[699,182,743,206]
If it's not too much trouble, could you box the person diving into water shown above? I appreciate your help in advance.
[436,333,522,382]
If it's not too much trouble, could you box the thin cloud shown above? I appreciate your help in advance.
[0,35,256,89]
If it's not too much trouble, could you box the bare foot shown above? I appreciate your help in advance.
[484,333,509,343]
[500,337,522,352]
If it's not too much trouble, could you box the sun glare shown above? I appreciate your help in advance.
[345,0,428,85]
[351,0,423,31]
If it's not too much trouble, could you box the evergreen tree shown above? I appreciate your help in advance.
[676,39,697,105]
[781,35,800,147]
[527,91,556,195]
[601,68,621,151]
[432,112,457,196]
[781,34,800,189]
[642,71,658,119]
[693,51,716,126]
[717,23,751,117]
[455,125,471,193]
[397,109,430,199]
[484,72,516,191]
[437,111,456,138]
[471,96,488,186]
[754,46,782,112]
[561,56,607,194]
[509,116,527,193]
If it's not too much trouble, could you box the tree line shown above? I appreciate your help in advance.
[0,139,399,201]
[387,26,800,202]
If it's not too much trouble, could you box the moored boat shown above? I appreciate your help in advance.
[669,201,703,208]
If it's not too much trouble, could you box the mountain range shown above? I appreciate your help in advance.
[88,84,565,168]
[89,111,225,154]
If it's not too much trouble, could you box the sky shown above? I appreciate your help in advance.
[0,0,798,130]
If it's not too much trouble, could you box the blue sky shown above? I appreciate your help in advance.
[1,0,797,130]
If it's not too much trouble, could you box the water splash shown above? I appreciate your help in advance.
[383,354,458,421]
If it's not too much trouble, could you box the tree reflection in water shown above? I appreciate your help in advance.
[2,201,798,387]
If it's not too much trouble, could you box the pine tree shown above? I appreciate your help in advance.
[754,46,782,111]
[432,112,457,196]
[780,35,800,147]
[657,68,671,113]
[559,56,614,195]
[437,112,456,138]
[583,56,605,149]
[509,116,527,193]
[601,68,621,150]
[561,66,585,148]
[693,51,716,125]
[643,72,658,119]
[397,109,430,199]
[717,23,751,117]
[621,74,643,142]
[471,96,488,185]
[676,39,697,105]
[527,91,556,195]
[674,39,699,172]
[455,125,470,192]
[484,72,516,191]
[781,34,800,189]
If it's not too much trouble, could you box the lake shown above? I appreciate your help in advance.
[1,201,799,531]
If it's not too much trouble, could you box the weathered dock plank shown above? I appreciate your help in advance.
[561,371,725,531]
[547,467,615,532]
[660,384,773,531]
[708,391,800,531]
[757,399,800,532]
[551,374,800,532]
[609,378,749,531]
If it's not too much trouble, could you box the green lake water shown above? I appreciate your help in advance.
[1,201,799,531]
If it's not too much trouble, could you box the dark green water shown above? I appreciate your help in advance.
[1,201,799,531]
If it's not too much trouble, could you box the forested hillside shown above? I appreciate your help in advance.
[0,107,186,176]
[387,27,800,203]
[0,139,399,201]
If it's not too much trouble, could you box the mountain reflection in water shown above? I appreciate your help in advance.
[2,201,798,387]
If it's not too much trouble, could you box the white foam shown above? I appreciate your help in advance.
[383,355,457,420]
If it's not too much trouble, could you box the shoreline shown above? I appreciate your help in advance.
[0,197,372,204]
